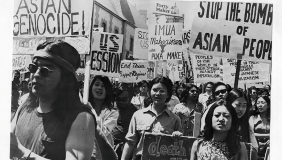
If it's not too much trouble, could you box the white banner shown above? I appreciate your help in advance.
[12,55,32,73]
[152,1,182,17]
[148,23,183,61]
[189,2,272,64]
[133,28,148,60]
[90,32,124,77]
[192,54,221,83]
[13,0,93,37]
[119,60,155,83]
[223,58,270,84]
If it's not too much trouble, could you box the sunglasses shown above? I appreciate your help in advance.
[28,63,58,77]
[215,89,227,96]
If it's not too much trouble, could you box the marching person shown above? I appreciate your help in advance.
[131,80,150,110]
[10,41,96,160]
[198,82,214,110]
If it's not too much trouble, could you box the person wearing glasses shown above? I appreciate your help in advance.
[10,41,96,160]
[112,83,138,160]
[173,84,203,136]
[248,86,258,112]
[249,96,270,160]
[201,82,229,131]
[121,77,183,160]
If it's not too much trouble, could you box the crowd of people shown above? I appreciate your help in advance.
[10,41,270,160]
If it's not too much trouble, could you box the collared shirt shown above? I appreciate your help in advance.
[198,92,211,109]
[125,104,182,157]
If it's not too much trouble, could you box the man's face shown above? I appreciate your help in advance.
[214,85,227,101]
[30,58,61,97]
[13,71,20,80]
[251,89,258,99]
[116,90,130,108]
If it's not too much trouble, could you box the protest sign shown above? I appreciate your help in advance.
[64,37,90,54]
[182,30,191,62]
[152,1,181,17]
[12,55,32,73]
[167,60,186,82]
[148,23,183,61]
[222,58,270,84]
[119,60,154,83]
[133,28,148,60]
[13,0,93,37]
[142,133,195,160]
[90,32,123,77]
[192,54,221,83]
[190,2,272,64]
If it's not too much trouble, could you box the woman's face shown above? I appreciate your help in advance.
[206,84,213,93]
[212,105,232,132]
[256,97,268,113]
[150,83,168,105]
[189,87,199,100]
[92,79,106,100]
[232,97,247,118]
[177,85,184,97]
[139,83,148,93]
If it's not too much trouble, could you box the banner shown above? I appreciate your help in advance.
[190,2,272,63]
[13,0,92,37]
[151,1,181,17]
[90,32,123,77]
[223,58,270,84]
[142,133,195,160]
[119,60,154,83]
[12,55,32,73]
[148,23,183,61]
[133,28,148,60]
[192,54,221,83]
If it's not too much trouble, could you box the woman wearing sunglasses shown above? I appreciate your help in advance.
[10,41,96,160]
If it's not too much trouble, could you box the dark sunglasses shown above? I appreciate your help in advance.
[28,63,58,77]
[116,97,129,103]
[215,89,227,96]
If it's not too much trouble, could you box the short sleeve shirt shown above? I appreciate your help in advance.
[125,104,182,157]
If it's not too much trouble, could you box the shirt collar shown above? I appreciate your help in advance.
[143,104,171,117]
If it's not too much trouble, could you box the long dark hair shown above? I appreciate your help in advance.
[180,84,199,103]
[175,83,186,99]
[88,75,114,109]
[252,96,271,122]
[202,100,241,157]
[225,89,250,142]
[22,41,81,120]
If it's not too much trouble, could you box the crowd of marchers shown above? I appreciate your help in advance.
[11,41,270,160]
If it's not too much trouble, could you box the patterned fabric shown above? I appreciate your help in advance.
[197,140,239,160]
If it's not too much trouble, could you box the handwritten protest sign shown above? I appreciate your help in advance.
[222,58,270,84]
[148,23,183,61]
[119,60,154,83]
[167,60,186,82]
[90,32,123,77]
[12,55,32,73]
[133,28,148,60]
[190,2,272,63]
[142,133,195,160]
[192,54,221,83]
[151,1,181,17]
[13,0,92,37]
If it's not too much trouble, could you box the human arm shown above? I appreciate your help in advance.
[249,124,259,151]
[239,142,248,160]
[190,140,198,160]
[121,142,135,160]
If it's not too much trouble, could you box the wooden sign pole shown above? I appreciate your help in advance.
[234,54,242,89]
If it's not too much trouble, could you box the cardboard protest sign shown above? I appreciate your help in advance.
[133,28,148,60]
[142,133,195,160]
[90,32,123,77]
[13,0,93,37]
[167,60,186,82]
[119,60,154,83]
[12,55,32,73]
[192,54,221,83]
[190,2,272,64]
[148,23,183,61]
[151,1,181,17]
[222,58,270,84]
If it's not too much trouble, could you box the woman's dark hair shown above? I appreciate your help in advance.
[114,83,134,101]
[203,100,240,157]
[175,83,186,99]
[258,88,270,97]
[253,96,271,122]
[204,82,214,92]
[211,82,227,101]
[88,75,114,109]
[149,76,173,103]
[22,41,81,120]
[225,89,251,142]
[180,84,199,103]
[137,80,149,88]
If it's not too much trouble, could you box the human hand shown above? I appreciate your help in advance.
[172,131,183,138]
[10,132,27,159]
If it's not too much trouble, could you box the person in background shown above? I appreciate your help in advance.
[201,82,230,131]
[121,76,183,160]
[248,86,258,111]
[175,82,186,99]
[190,100,248,160]
[173,84,203,136]
[10,41,96,160]
[263,84,271,96]
[249,96,270,160]
[88,75,119,148]
[166,93,180,111]
[112,83,138,160]
[198,82,214,110]
[11,81,20,121]
[258,88,270,97]
[18,78,31,107]
[131,80,149,109]
[12,70,21,90]
[226,89,258,160]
